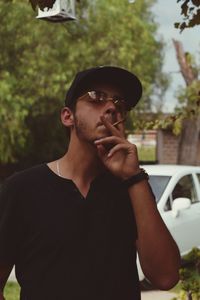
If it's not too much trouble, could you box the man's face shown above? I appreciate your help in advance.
[72,83,126,143]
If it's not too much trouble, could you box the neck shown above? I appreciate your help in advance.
[59,134,104,184]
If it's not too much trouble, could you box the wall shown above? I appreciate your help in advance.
[157,130,179,164]
[157,129,200,165]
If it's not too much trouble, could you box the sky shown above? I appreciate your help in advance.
[151,0,200,112]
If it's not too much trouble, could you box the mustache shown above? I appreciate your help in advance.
[97,118,125,127]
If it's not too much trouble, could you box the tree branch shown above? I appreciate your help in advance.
[173,39,197,86]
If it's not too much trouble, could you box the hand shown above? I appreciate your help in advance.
[94,114,140,180]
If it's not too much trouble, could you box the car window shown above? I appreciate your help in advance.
[148,175,171,203]
[172,175,198,203]
[165,174,198,211]
[197,174,200,185]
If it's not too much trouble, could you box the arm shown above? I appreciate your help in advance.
[128,179,180,289]
[0,264,13,300]
[94,115,181,289]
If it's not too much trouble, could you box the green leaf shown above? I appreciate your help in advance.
[0,0,167,164]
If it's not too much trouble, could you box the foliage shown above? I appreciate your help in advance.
[127,98,199,136]
[182,248,200,274]
[130,52,200,137]
[4,281,20,300]
[137,146,156,162]
[175,0,200,32]
[0,0,167,165]
[173,248,200,300]
[0,1,68,165]
[177,80,200,107]
[170,78,200,135]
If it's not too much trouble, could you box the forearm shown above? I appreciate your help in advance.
[128,179,180,289]
[94,120,180,288]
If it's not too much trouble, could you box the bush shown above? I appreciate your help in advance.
[173,248,200,300]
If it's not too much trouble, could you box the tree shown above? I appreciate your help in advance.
[173,39,200,165]
[0,0,167,167]
[134,39,200,165]
[175,0,200,31]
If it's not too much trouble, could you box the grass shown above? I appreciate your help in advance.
[137,146,156,162]
[4,282,20,300]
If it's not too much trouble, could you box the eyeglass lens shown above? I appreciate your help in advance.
[88,91,126,111]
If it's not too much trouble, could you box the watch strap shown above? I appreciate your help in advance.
[123,168,149,188]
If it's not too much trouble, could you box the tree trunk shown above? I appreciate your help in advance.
[173,39,200,165]
[173,39,197,86]
[178,116,200,165]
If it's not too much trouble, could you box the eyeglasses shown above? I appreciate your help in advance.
[78,90,127,115]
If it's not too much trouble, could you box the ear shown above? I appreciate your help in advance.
[61,107,74,128]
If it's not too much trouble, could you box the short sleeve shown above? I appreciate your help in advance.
[0,178,22,264]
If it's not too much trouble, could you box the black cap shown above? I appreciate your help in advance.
[65,66,142,110]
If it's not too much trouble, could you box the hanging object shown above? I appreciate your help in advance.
[36,0,76,22]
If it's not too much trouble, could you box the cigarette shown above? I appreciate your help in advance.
[113,118,125,127]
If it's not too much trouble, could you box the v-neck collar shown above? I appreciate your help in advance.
[45,163,112,200]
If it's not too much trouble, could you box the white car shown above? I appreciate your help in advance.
[137,164,200,283]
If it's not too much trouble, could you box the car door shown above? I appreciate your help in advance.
[161,173,200,256]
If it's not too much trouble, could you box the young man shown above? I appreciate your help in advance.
[0,66,180,300]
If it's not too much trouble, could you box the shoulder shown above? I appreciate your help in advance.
[1,164,49,195]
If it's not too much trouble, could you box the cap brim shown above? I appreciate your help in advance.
[66,66,142,110]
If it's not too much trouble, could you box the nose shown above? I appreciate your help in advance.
[103,100,117,118]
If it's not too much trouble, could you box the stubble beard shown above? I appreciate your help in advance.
[74,114,110,145]
[73,114,95,145]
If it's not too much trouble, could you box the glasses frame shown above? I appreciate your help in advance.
[77,90,128,117]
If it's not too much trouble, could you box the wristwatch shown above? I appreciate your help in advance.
[123,168,149,188]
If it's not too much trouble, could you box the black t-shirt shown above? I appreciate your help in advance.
[0,164,140,300]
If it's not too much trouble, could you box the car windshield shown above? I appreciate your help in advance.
[148,175,171,203]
